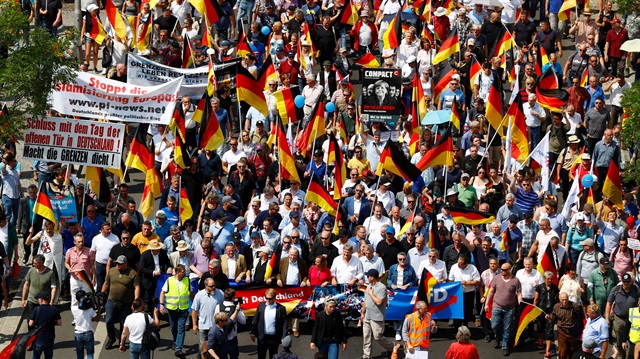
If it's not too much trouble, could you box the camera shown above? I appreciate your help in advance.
[76,290,107,310]
[233,297,243,305]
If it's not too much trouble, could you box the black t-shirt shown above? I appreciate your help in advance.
[108,244,141,269]
[199,271,230,291]
[514,20,536,45]
[30,305,61,343]
[535,29,559,57]
[154,15,178,33]
[40,0,62,25]
[376,240,404,270]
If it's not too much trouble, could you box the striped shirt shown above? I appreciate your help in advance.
[514,187,540,214]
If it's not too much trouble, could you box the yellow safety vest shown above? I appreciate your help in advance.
[405,312,431,349]
[629,307,640,344]
[165,276,190,311]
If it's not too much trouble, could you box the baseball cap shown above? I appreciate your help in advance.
[385,226,396,235]
[37,291,51,301]
[509,214,519,223]
[580,238,595,246]
[232,217,245,226]
[155,211,167,219]
[599,257,611,266]
[222,196,236,204]
[623,273,633,282]
[289,211,301,219]
[339,228,350,237]
[115,255,128,264]
[461,172,470,179]
[287,51,296,58]
[252,34,260,41]
[366,269,379,278]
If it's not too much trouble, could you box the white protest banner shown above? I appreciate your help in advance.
[126,54,240,99]
[22,116,126,169]
[50,71,182,124]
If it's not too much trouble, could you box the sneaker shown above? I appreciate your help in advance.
[485,335,492,343]
[503,349,510,356]
[395,334,402,341]
[494,340,501,349]
[101,68,107,75]
[71,320,76,326]
[105,338,115,350]
[537,338,544,349]
[175,350,183,357]
[544,352,551,359]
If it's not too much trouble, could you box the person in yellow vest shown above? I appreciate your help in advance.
[401,300,437,354]
[630,305,640,359]
[159,264,194,357]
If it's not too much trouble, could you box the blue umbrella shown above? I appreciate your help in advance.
[422,110,451,125]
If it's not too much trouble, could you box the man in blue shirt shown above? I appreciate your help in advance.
[438,75,466,111]
[249,34,266,68]
[304,150,327,180]
[151,211,172,240]
[301,0,321,28]
[586,75,606,109]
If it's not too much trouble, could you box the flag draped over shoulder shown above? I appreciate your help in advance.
[375,139,422,182]
[88,14,107,45]
[305,175,338,216]
[514,304,544,346]
[450,207,495,225]
[602,160,624,207]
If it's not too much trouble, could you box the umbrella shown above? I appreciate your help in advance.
[621,39,640,53]
[422,110,451,125]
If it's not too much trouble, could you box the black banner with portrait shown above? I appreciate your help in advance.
[361,68,402,128]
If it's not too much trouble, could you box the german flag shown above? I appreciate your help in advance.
[197,17,211,47]
[264,251,278,280]
[450,96,461,131]
[170,102,187,141]
[586,187,595,206]
[441,0,454,14]
[181,35,194,68]
[125,123,152,173]
[417,267,438,306]
[416,127,454,170]
[355,52,380,68]
[237,64,269,116]
[295,100,326,156]
[301,23,318,57]
[418,0,431,23]
[602,160,623,207]
[328,133,347,200]
[535,43,549,77]
[136,12,151,51]
[399,212,413,237]
[337,116,348,142]
[375,139,422,182]
[427,210,437,248]
[535,67,569,112]
[449,207,496,225]
[469,56,482,89]
[34,182,57,230]
[558,0,576,21]
[485,78,503,133]
[276,123,302,184]
[305,174,338,216]
[199,93,225,151]
[274,87,300,125]
[408,131,420,156]
[189,0,224,25]
[339,0,358,25]
[85,167,112,203]
[174,134,190,169]
[139,166,162,218]
[0,325,42,359]
[432,27,459,65]
[514,303,544,346]
[88,14,107,45]
[412,72,427,129]
[537,242,558,284]
[207,60,216,96]
[382,11,402,50]
[506,95,529,162]
[236,26,252,58]
[76,269,95,294]
[493,28,515,58]
[105,0,130,40]
[499,228,511,252]
[266,121,277,149]
[258,55,277,90]
[179,187,193,224]
[580,68,589,87]
[432,62,455,105]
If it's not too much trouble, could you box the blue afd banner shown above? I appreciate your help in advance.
[386,282,464,321]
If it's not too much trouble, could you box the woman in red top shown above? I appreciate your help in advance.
[307,255,332,286]
[445,326,480,359]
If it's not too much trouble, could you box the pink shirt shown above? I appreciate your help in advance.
[610,248,633,281]
[65,246,94,280]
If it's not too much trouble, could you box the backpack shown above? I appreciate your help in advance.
[249,152,269,179]
[142,313,160,350]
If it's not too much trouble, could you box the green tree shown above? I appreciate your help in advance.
[0,0,78,141]
[621,80,640,184]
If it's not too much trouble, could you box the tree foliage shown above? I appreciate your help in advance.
[0,0,78,141]
[620,80,640,185]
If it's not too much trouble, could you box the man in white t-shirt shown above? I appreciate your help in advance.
[90,222,120,292]
[221,138,247,174]
[120,299,160,356]
[72,290,100,359]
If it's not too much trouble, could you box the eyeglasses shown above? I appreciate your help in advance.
[202,246,212,250]
[355,189,363,193]
[185,224,193,227]
[321,237,329,240]
[121,237,130,240]
[230,143,238,146]
[291,236,299,239]
[526,83,534,86]
[348,107,355,110]
[407,233,415,236]
[283,241,291,244]
[237,165,246,169]
[407,200,415,203]
[207,285,215,288]
[269,84,277,87]
[266,296,275,300]
[398,258,406,261]
[587,37,594,40]
[522,183,531,187]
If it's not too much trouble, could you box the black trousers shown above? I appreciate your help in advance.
[454,291,476,328]
[257,334,280,359]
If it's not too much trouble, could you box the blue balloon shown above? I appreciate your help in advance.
[261,26,271,35]
[294,95,305,108]
[326,102,336,113]
[582,174,594,188]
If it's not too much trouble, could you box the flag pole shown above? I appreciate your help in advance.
[305,126,319,194]
[81,175,87,223]
[480,114,507,173]
[276,115,282,187]
[178,177,182,226]
[519,132,550,170]
[366,172,384,236]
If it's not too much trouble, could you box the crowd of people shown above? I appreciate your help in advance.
[2,0,640,357]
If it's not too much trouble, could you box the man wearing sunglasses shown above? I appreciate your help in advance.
[250,288,288,359]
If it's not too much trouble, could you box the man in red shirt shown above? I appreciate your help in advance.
[278,52,300,87]
[604,18,629,78]
[565,77,591,118]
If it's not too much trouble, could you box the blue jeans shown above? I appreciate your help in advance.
[491,306,516,349]
[2,195,19,225]
[167,309,188,351]
[33,340,54,359]
[320,341,339,359]
[129,342,150,359]
[74,332,95,359]
[237,0,254,28]
[568,247,581,264]
[39,21,58,37]
[106,298,132,341]
[529,126,541,151]
[338,28,347,48]
[95,262,106,295]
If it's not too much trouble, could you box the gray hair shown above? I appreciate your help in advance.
[505,193,515,200]
[73,233,84,241]
[456,326,472,343]
[343,242,354,252]
[170,225,180,232]
[209,259,220,267]
[362,244,374,252]
[429,248,439,255]
[544,271,555,278]
[289,247,299,255]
